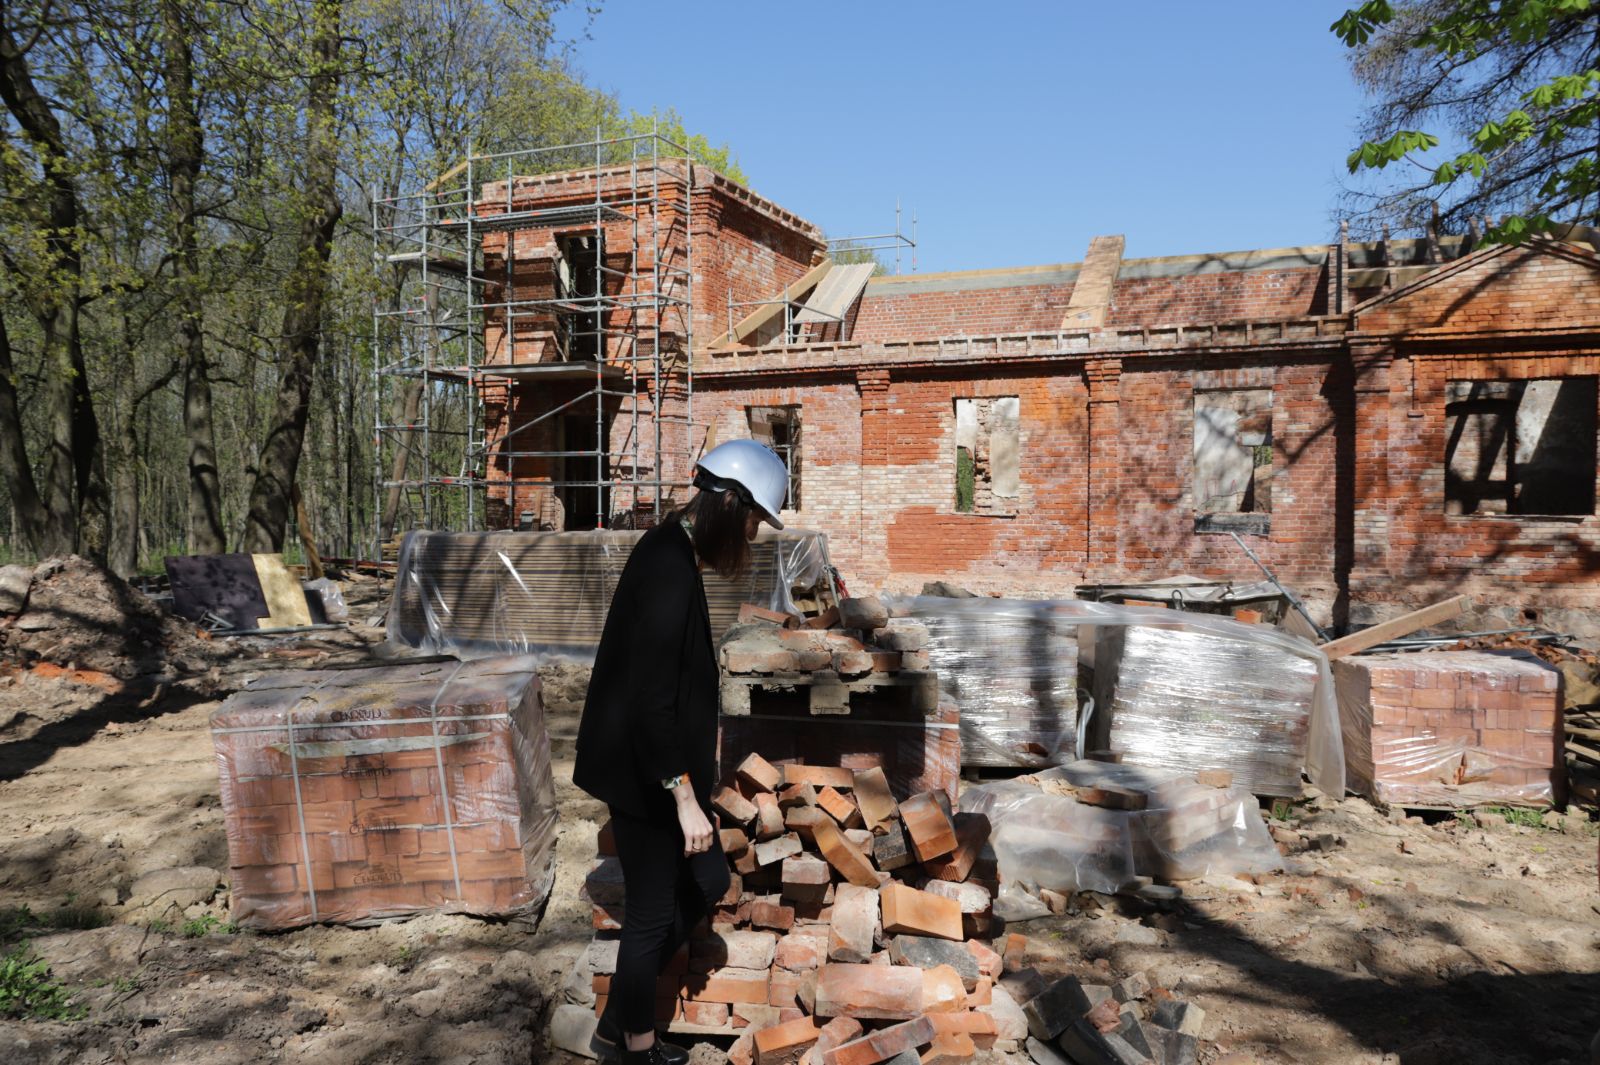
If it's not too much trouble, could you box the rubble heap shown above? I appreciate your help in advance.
[560,752,1213,1064]
[0,555,213,680]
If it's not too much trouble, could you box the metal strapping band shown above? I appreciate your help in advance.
[286,674,339,923]
[427,661,468,900]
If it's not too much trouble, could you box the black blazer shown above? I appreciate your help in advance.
[574,521,718,822]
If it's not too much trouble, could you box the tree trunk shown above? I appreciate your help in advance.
[240,0,343,553]
[163,0,224,555]
[0,313,49,551]
[0,14,94,558]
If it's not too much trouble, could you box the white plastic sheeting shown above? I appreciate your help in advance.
[888,596,1343,796]
[959,761,1284,894]
[386,527,833,661]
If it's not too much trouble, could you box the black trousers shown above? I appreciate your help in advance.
[608,806,731,1036]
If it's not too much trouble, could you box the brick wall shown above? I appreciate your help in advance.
[1107,266,1328,326]
[852,275,1077,342]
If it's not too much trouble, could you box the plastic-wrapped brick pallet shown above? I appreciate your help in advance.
[959,761,1283,894]
[1333,650,1564,808]
[889,596,1079,768]
[210,655,557,929]
[1089,622,1324,797]
[889,597,1343,797]
[386,528,832,661]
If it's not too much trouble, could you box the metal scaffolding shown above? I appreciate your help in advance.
[372,129,699,550]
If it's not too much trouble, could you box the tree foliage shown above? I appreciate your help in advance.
[0,0,745,570]
[1334,0,1600,240]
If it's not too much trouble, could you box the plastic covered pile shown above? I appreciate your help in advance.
[892,597,1079,768]
[1090,622,1324,797]
[958,760,1283,894]
[1334,650,1563,808]
[387,528,831,660]
[211,655,556,929]
[889,597,1342,797]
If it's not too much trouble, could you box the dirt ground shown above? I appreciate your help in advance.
[0,577,1596,1064]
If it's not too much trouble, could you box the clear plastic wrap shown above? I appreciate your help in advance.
[1090,623,1323,798]
[302,577,349,622]
[210,655,557,929]
[1333,650,1563,808]
[887,597,1343,797]
[958,761,1283,893]
[386,528,832,661]
[891,597,1079,768]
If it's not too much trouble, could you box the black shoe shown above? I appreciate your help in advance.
[619,1038,687,1065]
[593,1012,687,1065]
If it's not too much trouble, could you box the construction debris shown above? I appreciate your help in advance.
[960,761,1282,897]
[0,555,219,680]
[211,655,557,929]
[574,759,1022,1059]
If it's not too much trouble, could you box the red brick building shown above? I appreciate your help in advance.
[477,162,1600,635]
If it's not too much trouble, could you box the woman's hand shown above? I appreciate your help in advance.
[672,781,713,856]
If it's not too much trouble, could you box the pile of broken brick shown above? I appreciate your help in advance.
[719,597,932,681]
[559,750,1211,1065]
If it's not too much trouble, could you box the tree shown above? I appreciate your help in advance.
[241,0,345,553]
[1334,0,1600,240]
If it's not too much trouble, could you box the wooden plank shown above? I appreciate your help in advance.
[1319,595,1470,660]
[1566,724,1600,743]
[251,553,313,628]
[424,159,469,193]
[720,260,833,345]
[1565,740,1600,768]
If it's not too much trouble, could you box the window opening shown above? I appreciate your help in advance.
[1444,378,1597,516]
[954,397,1020,515]
[747,405,802,510]
[1194,388,1272,534]
[555,232,603,361]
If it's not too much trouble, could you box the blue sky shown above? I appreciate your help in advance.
[556,2,1374,274]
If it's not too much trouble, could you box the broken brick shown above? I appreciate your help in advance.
[817,786,864,829]
[1001,933,1027,972]
[823,1014,937,1065]
[738,751,784,793]
[682,967,772,1005]
[1023,975,1095,1041]
[776,931,826,971]
[874,822,916,871]
[929,1012,998,1050]
[851,767,900,833]
[888,936,980,990]
[922,813,991,882]
[813,817,880,888]
[1194,769,1233,789]
[919,1031,976,1064]
[828,883,878,963]
[755,832,804,867]
[782,855,832,904]
[721,827,752,856]
[779,782,819,808]
[880,882,964,941]
[714,786,759,826]
[751,899,797,932]
[785,806,829,843]
[781,764,855,791]
[837,597,889,631]
[921,963,969,1013]
[964,939,1003,978]
[813,963,924,1020]
[803,1016,865,1065]
[754,1016,820,1065]
[899,792,957,862]
[754,792,787,840]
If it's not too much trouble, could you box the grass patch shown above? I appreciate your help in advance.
[180,915,236,938]
[0,944,83,1021]
[1484,805,1549,829]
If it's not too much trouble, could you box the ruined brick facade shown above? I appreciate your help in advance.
[480,165,1600,632]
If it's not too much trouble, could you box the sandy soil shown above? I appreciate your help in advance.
[0,581,1595,1064]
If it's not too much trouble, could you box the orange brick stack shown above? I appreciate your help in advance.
[211,656,557,929]
[577,757,1024,1062]
[1333,650,1564,808]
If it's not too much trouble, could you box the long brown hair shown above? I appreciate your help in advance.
[675,487,753,581]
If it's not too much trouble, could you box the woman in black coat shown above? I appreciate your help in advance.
[574,440,790,1065]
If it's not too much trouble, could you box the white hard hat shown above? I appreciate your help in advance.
[694,439,788,529]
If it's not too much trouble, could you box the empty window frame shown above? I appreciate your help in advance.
[954,397,1020,515]
[748,405,802,510]
[1444,377,1597,516]
[1193,388,1272,534]
[555,232,603,361]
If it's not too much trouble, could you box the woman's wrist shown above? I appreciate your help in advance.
[670,779,696,806]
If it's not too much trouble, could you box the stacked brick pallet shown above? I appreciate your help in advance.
[567,753,1028,1063]
[210,656,558,929]
[1332,650,1564,808]
[718,598,960,804]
